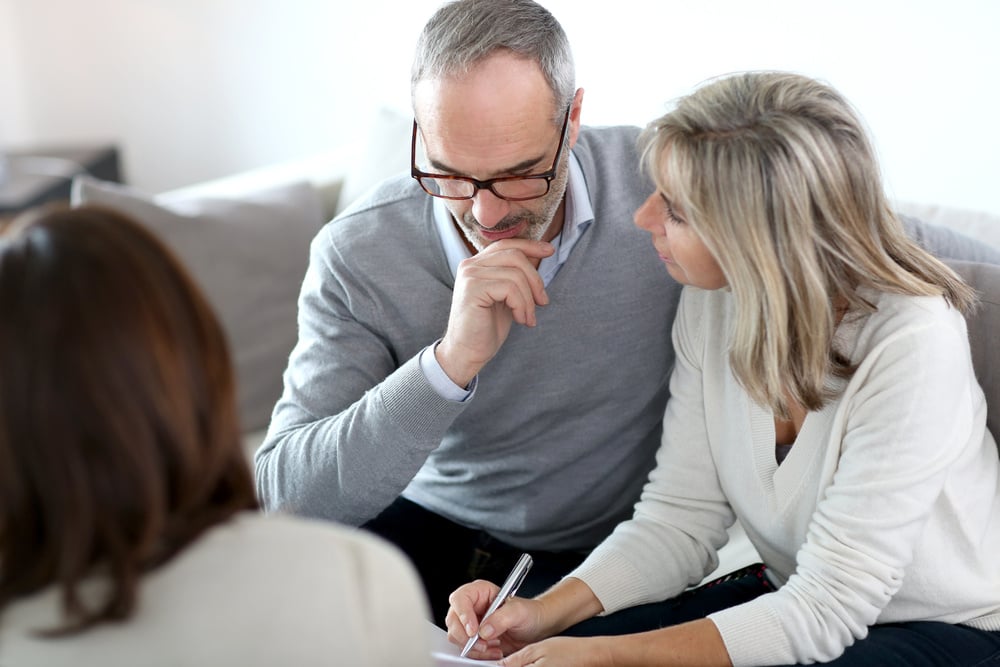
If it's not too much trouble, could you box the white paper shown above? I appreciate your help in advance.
[428,622,500,666]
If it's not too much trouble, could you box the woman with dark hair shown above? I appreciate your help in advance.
[0,205,431,666]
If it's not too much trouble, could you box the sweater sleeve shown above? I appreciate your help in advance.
[710,302,981,666]
[254,225,467,524]
[569,287,735,611]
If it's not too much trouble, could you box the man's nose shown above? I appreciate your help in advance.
[471,188,511,229]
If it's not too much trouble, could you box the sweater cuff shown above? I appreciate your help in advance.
[708,601,792,667]
[419,340,476,402]
[380,355,470,436]
[568,549,655,616]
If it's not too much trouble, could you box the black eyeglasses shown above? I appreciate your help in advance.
[411,107,571,202]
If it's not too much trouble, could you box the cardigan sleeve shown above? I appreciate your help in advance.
[710,299,983,666]
[568,287,736,611]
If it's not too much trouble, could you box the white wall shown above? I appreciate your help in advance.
[0,0,30,143]
[3,0,999,216]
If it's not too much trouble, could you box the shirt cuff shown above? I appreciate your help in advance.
[418,340,476,402]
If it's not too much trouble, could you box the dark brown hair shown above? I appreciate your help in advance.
[0,204,257,634]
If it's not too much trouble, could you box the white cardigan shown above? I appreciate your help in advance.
[0,513,432,667]
[571,285,1000,666]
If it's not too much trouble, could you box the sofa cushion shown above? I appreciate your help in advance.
[71,176,324,432]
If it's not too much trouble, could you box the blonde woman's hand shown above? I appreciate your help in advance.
[499,636,614,667]
[446,579,549,660]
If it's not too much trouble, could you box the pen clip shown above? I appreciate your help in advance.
[502,553,532,601]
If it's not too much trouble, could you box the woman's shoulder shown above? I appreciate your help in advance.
[845,289,970,367]
[0,512,432,666]
[198,511,419,571]
[137,512,430,660]
[858,289,966,337]
[677,285,734,329]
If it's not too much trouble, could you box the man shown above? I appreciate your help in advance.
[255,0,678,623]
[255,0,999,624]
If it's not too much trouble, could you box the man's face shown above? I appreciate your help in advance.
[413,53,578,252]
[446,137,569,252]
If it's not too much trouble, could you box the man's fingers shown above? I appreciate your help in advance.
[458,262,548,324]
[459,256,549,313]
[478,238,555,260]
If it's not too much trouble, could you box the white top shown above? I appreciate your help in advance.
[570,285,1000,666]
[0,513,432,667]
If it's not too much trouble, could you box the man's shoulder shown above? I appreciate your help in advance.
[325,175,430,240]
[576,124,642,158]
[574,125,651,210]
[574,124,645,180]
[335,173,427,223]
[313,174,437,265]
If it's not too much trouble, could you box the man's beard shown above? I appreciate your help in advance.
[458,210,551,252]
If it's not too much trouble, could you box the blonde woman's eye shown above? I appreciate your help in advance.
[660,194,686,225]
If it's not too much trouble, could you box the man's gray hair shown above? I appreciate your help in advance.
[411,0,575,124]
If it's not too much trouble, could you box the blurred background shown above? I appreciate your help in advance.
[2,0,997,215]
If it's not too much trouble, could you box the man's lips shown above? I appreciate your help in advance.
[479,221,526,242]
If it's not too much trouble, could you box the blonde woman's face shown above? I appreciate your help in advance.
[634,192,728,290]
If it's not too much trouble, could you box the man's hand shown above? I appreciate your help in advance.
[436,239,555,387]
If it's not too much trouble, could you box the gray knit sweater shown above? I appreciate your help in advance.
[255,126,681,551]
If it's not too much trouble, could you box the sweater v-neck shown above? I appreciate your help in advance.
[746,305,869,515]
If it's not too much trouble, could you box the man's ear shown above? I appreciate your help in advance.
[567,87,585,148]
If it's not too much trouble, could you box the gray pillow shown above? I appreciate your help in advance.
[71,176,325,432]
[900,214,1000,264]
[947,259,1000,446]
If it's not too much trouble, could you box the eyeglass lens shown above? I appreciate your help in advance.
[417,175,549,201]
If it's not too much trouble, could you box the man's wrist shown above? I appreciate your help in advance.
[419,341,475,402]
[434,338,480,389]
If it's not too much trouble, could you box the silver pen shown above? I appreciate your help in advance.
[459,552,534,658]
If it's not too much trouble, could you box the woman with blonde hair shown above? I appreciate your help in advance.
[0,205,432,666]
[447,71,1000,665]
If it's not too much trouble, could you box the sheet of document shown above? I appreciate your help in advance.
[428,622,500,666]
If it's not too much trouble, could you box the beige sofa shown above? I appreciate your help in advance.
[71,107,1000,584]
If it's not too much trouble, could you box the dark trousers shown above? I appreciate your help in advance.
[362,497,586,626]
[566,565,1000,666]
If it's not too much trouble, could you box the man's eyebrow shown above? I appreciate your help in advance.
[427,152,548,178]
